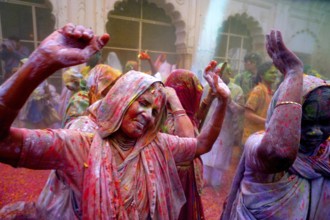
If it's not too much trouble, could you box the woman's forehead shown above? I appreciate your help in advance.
[303,87,330,118]
[140,83,165,104]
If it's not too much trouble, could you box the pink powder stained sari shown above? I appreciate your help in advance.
[83,70,188,219]
[164,69,205,220]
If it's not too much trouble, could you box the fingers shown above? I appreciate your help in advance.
[266,34,274,58]
[266,30,285,73]
[204,65,212,73]
[61,23,76,36]
[266,30,277,59]
[59,24,109,65]
[204,60,217,72]
[79,33,109,61]
[213,74,219,86]
[98,34,110,47]
[81,27,94,41]
[61,23,96,42]
[210,60,217,68]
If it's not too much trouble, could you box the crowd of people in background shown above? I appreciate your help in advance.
[0,23,329,220]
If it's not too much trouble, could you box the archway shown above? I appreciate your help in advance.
[214,13,263,75]
[104,0,188,73]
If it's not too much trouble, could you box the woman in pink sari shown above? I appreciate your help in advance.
[163,69,205,220]
[0,24,230,219]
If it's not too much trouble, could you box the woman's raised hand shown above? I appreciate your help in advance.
[203,60,230,102]
[138,51,151,60]
[31,23,110,70]
[266,30,303,76]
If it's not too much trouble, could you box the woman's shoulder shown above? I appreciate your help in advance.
[65,115,98,133]
[244,131,265,166]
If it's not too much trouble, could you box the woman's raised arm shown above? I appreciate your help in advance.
[195,61,230,156]
[246,30,304,173]
[0,24,109,165]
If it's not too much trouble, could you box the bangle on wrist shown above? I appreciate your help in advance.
[174,113,187,118]
[172,109,186,116]
[275,101,301,108]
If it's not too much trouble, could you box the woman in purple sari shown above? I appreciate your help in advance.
[221,30,330,220]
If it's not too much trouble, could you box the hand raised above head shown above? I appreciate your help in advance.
[266,30,303,76]
[162,86,181,111]
[32,23,110,70]
[203,60,230,102]
[138,51,151,60]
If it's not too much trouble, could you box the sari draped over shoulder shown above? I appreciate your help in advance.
[164,69,205,220]
[222,75,330,220]
[83,70,187,219]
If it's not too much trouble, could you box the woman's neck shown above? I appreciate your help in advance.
[261,80,273,94]
[112,130,136,151]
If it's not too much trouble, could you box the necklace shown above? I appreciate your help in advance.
[112,135,136,151]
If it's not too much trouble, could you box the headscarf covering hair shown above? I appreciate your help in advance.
[124,60,138,73]
[165,69,203,126]
[89,70,165,138]
[266,74,329,128]
[62,65,122,127]
[83,71,168,219]
[107,52,123,73]
[62,68,82,91]
[86,64,122,104]
[221,74,330,220]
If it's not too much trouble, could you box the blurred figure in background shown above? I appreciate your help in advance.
[154,53,176,82]
[234,52,262,101]
[201,63,244,186]
[162,69,205,220]
[124,60,138,73]
[106,52,123,73]
[18,80,61,129]
[63,64,122,127]
[138,51,162,79]
[304,64,327,80]
[60,51,104,125]
[80,51,102,79]
[58,68,83,119]
[13,58,61,129]
[241,61,277,145]
[0,36,30,80]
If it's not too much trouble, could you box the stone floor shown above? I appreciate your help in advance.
[0,146,242,220]
[201,146,241,219]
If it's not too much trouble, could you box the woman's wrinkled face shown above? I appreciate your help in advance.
[120,83,164,139]
[300,87,330,155]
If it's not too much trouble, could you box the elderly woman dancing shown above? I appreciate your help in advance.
[0,24,229,220]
